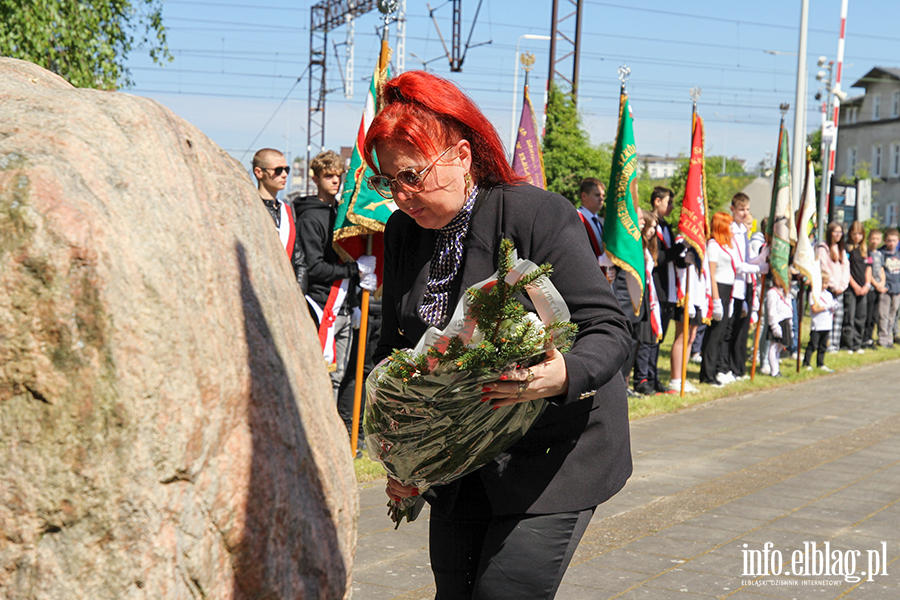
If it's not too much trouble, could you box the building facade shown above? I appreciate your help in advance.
[834,66,900,227]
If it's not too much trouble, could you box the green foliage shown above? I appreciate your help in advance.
[705,155,748,177]
[840,160,872,184]
[383,239,577,380]
[542,82,612,206]
[0,0,171,89]
[807,128,823,177]
[662,159,753,228]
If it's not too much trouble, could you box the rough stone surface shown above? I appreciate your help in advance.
[0,58,357,599]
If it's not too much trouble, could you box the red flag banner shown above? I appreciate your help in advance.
[678,115,708,261]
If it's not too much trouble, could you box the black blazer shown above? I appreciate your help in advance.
[374,183,634,515]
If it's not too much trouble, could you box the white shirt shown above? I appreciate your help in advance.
[707,239,736,285]
[810,289,837,331]
[766,287,793,325]
[577,206,603,243]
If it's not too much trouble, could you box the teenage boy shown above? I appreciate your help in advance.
[726,193,765,380]
[634,186,680,395]
[877,229,900,348]
[292,150,377,399]
[576,177,606,258]
[252,148,308,294]
[864,229,885,348]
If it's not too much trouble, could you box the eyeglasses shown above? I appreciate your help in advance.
[261,166,290,176]
[367,146,454,199]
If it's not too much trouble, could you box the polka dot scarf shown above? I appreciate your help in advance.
[418,186,479,328]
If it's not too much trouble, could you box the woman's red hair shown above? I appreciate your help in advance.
[363,71,520,187]
[710,212,734,248]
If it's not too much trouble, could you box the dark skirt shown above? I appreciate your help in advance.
[768,317,793,349]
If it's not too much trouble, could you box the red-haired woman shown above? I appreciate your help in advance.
[364,71,633,599]
[700,212,739,386]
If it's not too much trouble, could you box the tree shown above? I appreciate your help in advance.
[0,0,171,90]
[541,82,612,205]
[665,159,753,228]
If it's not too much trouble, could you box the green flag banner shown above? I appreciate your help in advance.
[334,40,393,278]
[768,124,797,294]
[603,92,644,315]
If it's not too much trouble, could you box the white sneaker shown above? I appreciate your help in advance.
[847,349,855,355]
[690,353,703,364]
[805,365,813,371]
[760,363,771,375]
[668,379,698,394]
[856,349,865,355]
[791,352,798,360]
[819,365,834,373]
[716,372,736,385]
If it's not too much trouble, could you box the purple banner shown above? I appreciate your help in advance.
[511,86,546,189]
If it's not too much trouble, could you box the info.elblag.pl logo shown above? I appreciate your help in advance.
[742,541,889,583]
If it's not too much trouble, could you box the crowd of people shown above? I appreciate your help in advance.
[248,69,899,599]
[576,176,900,397]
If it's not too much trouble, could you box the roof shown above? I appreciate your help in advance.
[851,66,900,88]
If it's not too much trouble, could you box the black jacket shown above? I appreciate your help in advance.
[375,183,633,516]
[261,197,308,294]
[290,193,358,307]
[654,215,688,304]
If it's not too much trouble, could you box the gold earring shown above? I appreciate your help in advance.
[464,172,473,196]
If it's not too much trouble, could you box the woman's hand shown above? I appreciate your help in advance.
[481,348,570,409]
[386,477,419,502]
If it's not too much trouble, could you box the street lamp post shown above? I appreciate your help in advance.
[510,34,551,155]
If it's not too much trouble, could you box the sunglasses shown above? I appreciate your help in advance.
[261,166,290,176]
[367,146,454,199]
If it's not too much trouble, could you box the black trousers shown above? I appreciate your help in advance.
[864,288,879,344]
[804,330,829,367]
[634,302,675,386]
[429,474,594,600]
[337,301,382,439]
[726,299,750,377]
[699,283,733,383]
[841,290,868,351]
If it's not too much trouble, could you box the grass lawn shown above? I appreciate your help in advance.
[353,316,900,483]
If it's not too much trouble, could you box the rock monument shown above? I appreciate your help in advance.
[0,58,358,599]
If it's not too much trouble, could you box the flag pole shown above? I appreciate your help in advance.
[680,87,701,397]
[680,100,698,398]
[751,103,789,380]
[796,282,804,373]
[795,146,813,374]
[350,235,373,457]
[350,11,393,458]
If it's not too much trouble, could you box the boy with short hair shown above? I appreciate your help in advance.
[877,228,900,348]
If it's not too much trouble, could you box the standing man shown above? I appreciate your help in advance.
[252,148,308,294]
[576,177,606,258]
[633,186,680,395]
[726,193,764,380]
[291,150,377,400]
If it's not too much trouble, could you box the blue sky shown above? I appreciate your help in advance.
[125,0,900,178]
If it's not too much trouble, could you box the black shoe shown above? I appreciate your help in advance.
[653,380,669,394]
[634,379,656,396]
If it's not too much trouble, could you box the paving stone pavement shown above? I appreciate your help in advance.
[352,360,900,600]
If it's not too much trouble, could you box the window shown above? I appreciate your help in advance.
[888,204,899,227]
[893,90,900,118]
[873,95,881,120]
[848,107,858,124]
[892,143,900,178]
[873,145,883,178]
[848,147,857,177]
